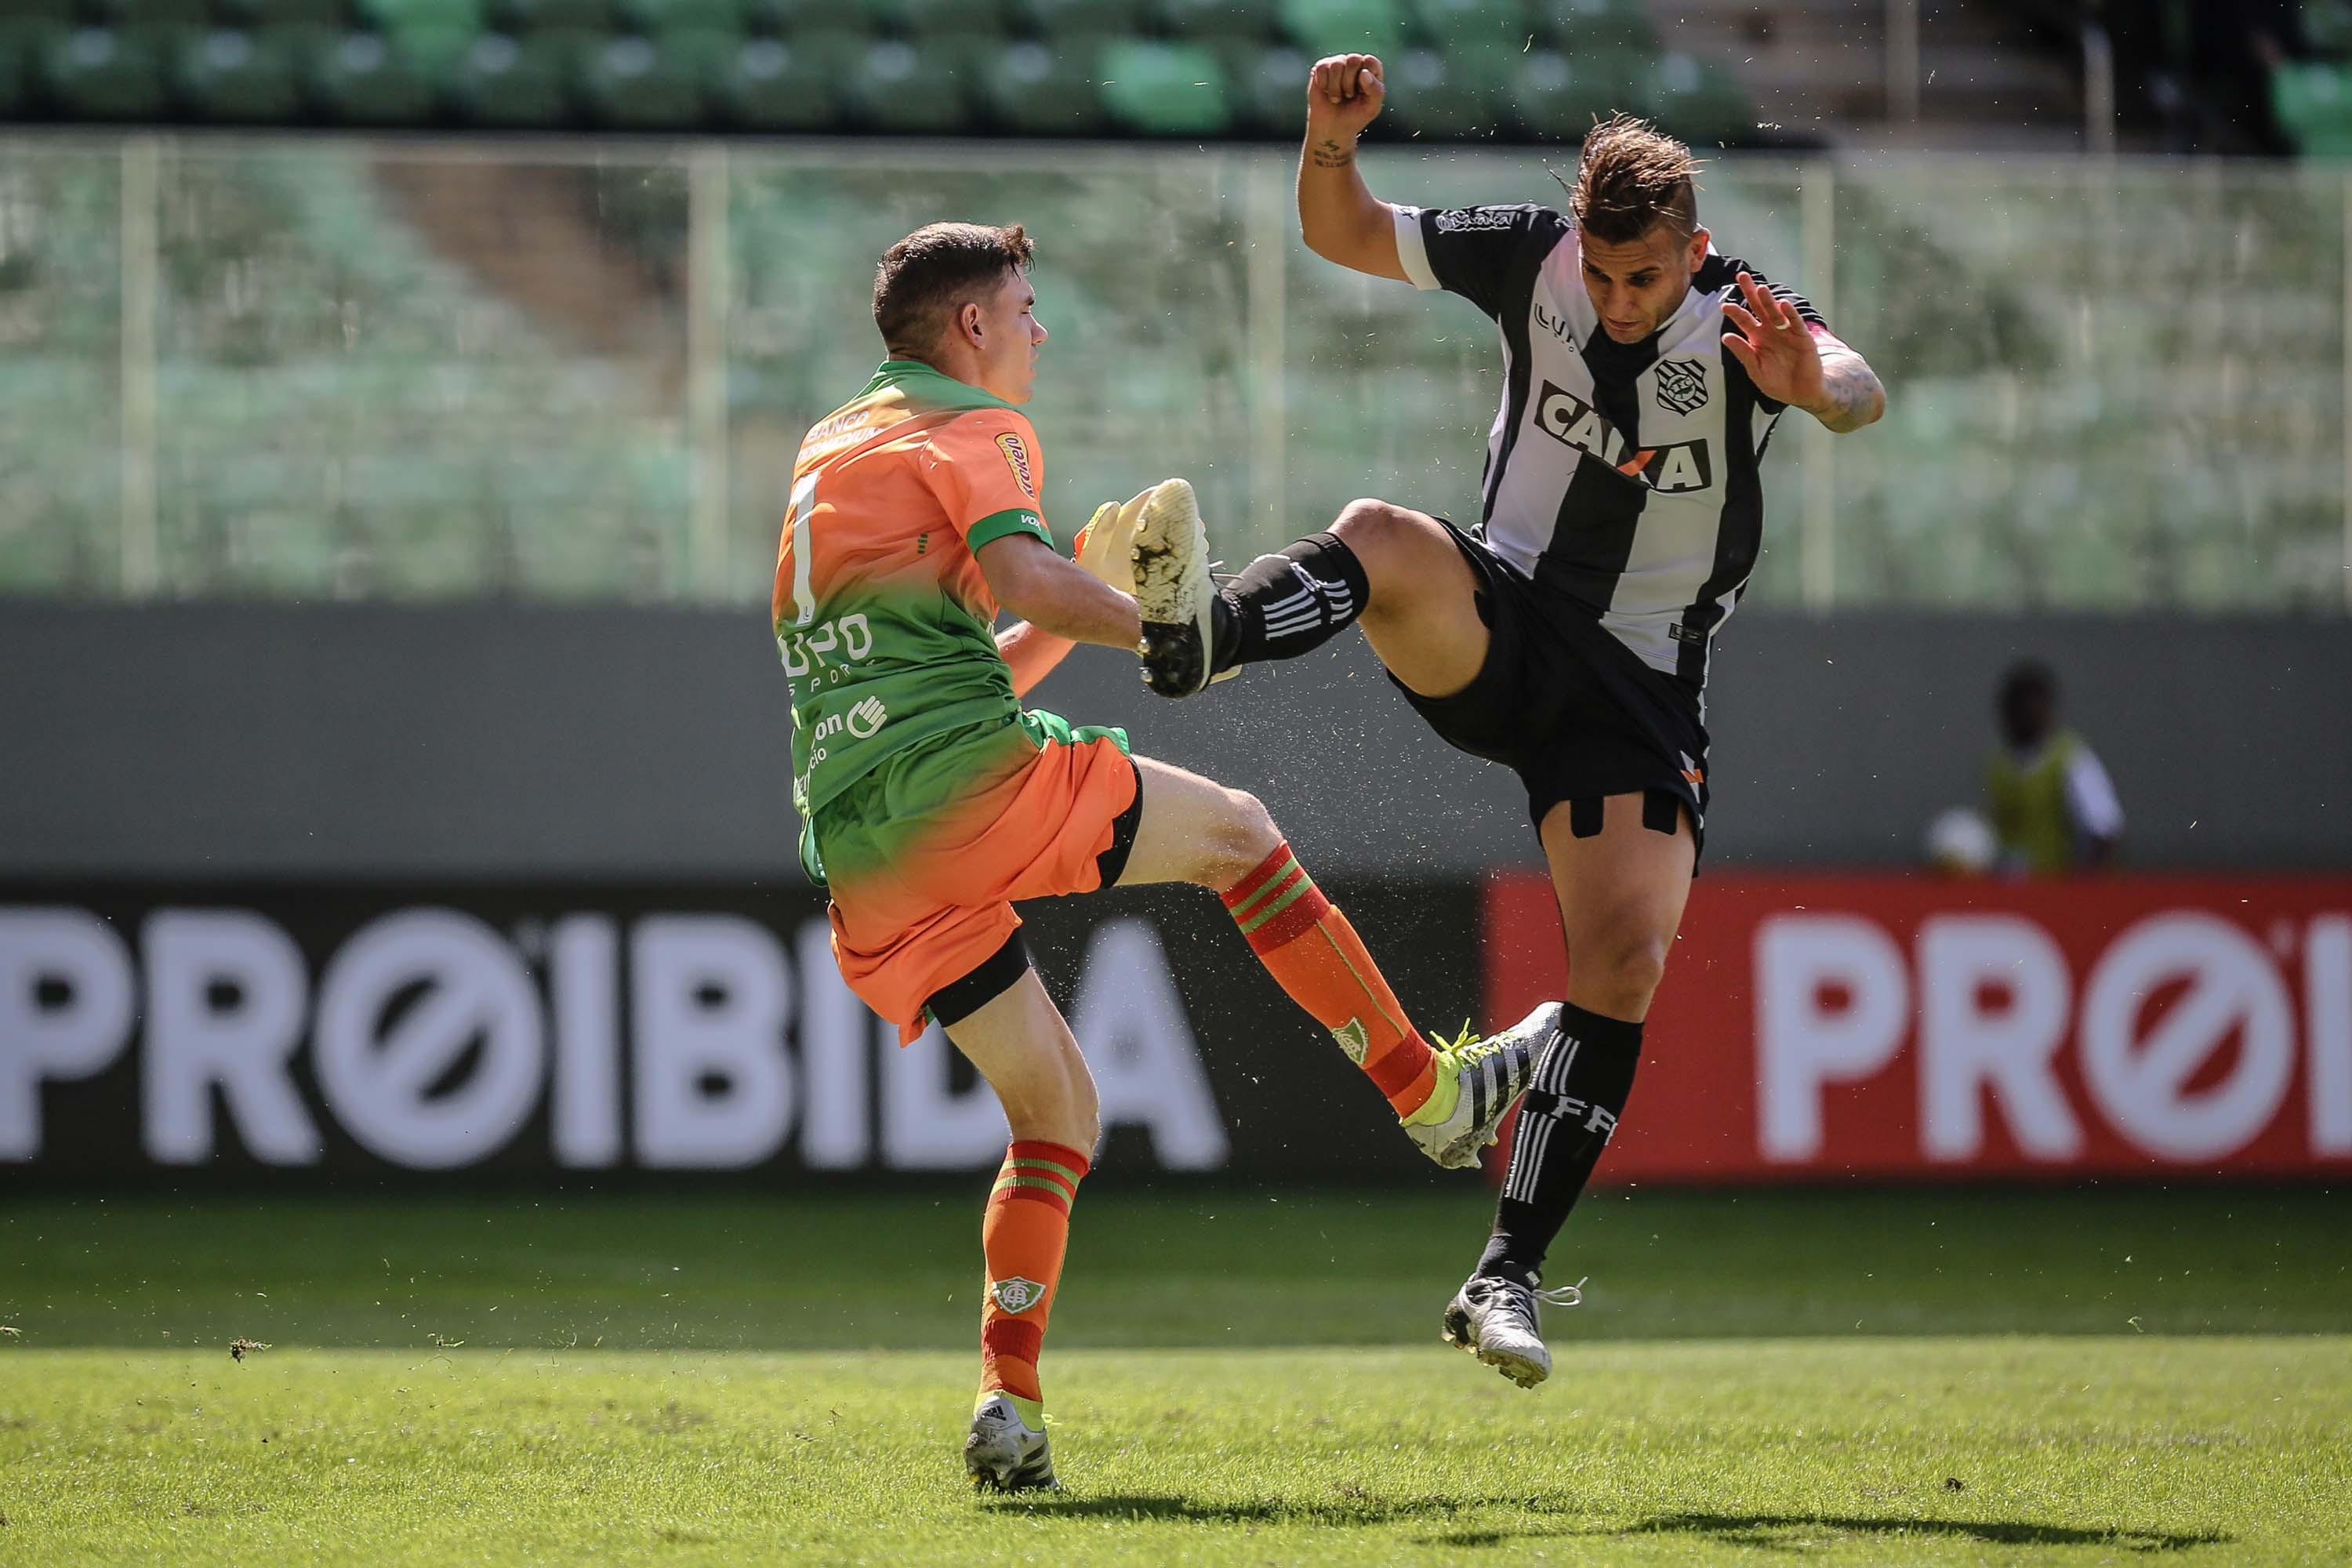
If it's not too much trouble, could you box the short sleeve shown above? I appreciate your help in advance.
[1704,255,1829,414]
[920,410,1052,553]
[1392,202,1568,321]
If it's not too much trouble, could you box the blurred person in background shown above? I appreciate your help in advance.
[1985,660,2124,874]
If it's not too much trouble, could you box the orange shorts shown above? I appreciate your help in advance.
[815,711,1139,1042]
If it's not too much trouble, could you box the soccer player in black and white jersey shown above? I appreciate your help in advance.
[1135,56,1886,1388]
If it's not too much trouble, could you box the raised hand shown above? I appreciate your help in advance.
[1720,270,1824,412]
[1305,53,1385,158]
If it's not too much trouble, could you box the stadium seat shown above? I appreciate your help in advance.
[446,30,575,123]
[2273,62,2352,157]
[218,0,357,24]
[1153,0,1277,39]
[304,28,440,122]
[1389,48,1489,138]
[488,0,614,31]
[1278,0,1402,57]
[1508,46,1611,139]
[860,0,1011,38]
[614,0,740,29]
[1225,39,1305,132]
[1534,0,1649,53]
[37,27,170,118]
[354,0,483,71]
[844,38,971,132]
[1010,0,1142,42]
[175,27,303,120]
[706,32,840,127]
[978,38,1102,134]
[1646,49,1748,144]
[577,30,703,125]
[93,0,215,26]
[1407,0,1526,47]
[1100,38,1228,136]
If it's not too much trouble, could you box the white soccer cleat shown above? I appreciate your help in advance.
[1132,477,1231,698]
[964,1392,1058,1493]
[1404,1001,1560,1170]
[1441,1272,1584,1389]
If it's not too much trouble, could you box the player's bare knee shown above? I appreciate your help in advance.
[1585,930,1671,1015]
[1215,789,1281,883]
[1330,497,1413,566]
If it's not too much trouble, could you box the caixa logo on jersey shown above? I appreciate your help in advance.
[0,903,1229,1176]
[1533,382,1714,494]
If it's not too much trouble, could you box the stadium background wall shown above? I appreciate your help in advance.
[3,601,2349,880]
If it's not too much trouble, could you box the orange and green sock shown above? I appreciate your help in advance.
[1219,842,1445,1120]
[977,1139,1089,1426]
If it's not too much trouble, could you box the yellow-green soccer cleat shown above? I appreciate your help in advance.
[965,1392,1058,1494]
[1132,477,1234,698]
[1403,1001,1561,1170]
[1441,1272,1586,1389]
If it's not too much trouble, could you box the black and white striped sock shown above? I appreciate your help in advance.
[1219,532,1370,667]
[1476,1006,1644,1287]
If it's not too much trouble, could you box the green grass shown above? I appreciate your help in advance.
[3,1187,2349,1565]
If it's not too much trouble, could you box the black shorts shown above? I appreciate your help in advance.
[1388,520,1712,858]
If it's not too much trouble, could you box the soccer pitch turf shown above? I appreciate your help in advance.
[3,1187,2348,1566]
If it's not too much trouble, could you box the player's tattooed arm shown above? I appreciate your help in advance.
[1308,136,1354,169]
[1802,336,1886,434]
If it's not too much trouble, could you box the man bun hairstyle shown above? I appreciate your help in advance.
[1566,114,1701,245]
[873,222,1035,358]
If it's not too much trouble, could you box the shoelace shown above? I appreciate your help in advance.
[1474,1275,1588,1323]
[1534,1277,1588,1309]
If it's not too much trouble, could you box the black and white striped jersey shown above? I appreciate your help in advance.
[1392,201,1824,689]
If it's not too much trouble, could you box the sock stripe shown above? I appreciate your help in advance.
[1236,869,1317,935]
[1230,862,1308,924]
[1243,884,1331,953]
[992,1172,1076,1200]
[1007,1140,1091,1178]
[1220,844,1298,910]
[1007,1156,1085,1187]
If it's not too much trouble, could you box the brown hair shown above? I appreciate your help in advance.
[872,222,1035,358]
[1566,114,1701,245]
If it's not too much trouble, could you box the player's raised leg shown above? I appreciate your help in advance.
[1115,754,1555,1168]
[1140,496,1490,702]
[936,970,1098,1492]
[1443,792,1695,1387]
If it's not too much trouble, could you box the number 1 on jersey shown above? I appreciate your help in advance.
[786,473,819,628]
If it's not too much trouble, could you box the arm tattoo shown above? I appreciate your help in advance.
[1806,349,1885,434]
[1309,137,1354,169]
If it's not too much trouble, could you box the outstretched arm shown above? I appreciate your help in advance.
[1297,53,1408,281]
[1721,270,1886,433]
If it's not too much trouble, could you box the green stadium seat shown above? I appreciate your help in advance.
[1278,0,1402,59]
[576,30,703,123]
[614,0,738,31]
[844,38,971,132]
[648,22,733,72]
[1100,38,1228,136]
[1010,0,1142,42]
[354,0,482,71]
[1646,49,1747,143]
[175,27,303,119]
[303,28,440,121]
[1388,46,1487,138]
[978,38,1101,134]
[38,27,170,118]
[1225,38,1305,132]
[446,30,575,123]
[93,0,214,25]
[1154,0,1278,38]
[217,0,356,25]
[2272,62,2352,157]
[1508,46,1613,139]
[858,0,1010,36]
[488,0,614,31]
[1408,0,1525,46]
[1533,0,1648,53]
[706,31,838,127]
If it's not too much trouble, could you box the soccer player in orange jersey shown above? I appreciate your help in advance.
[778,223,1556,1491]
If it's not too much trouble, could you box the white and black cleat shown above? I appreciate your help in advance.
[964,1392,1058,1494]
[1441,1272,1584,1389]
[1405,1000,1561,1171]
[1132,477,1232,698]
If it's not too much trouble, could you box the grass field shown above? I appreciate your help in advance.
[4,1186,2349,1566]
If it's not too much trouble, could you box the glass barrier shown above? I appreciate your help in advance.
[0,135,2343,612]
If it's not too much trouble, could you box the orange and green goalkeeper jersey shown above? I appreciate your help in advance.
[773,359,1054,829]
